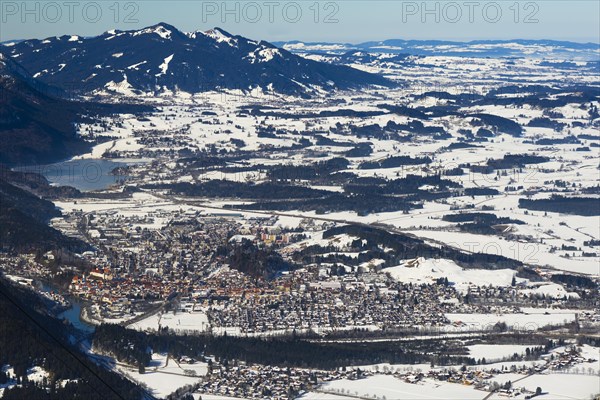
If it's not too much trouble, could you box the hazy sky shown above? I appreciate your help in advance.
[1,1,599,43]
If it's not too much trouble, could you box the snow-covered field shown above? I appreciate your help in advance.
[445,311,577,331]
[305,371,600,400]
[505,373,599,400]
[314,374,484,400]
[385,258,516,294]
[116,353,207,398]
[467,344,531,362]
[130,308,209,333]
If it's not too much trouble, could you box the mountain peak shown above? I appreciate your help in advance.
[131,22,182,40]
[150,22,180,32]
[203,27,237,45]
[3,23,392,96]
[209,27,232,36]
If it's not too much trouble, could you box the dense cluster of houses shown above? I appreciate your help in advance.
[2,206,598,335]
[195,362,381,399]
[60,211,308,321]
[200,270,464,333]
[466,284,595,307]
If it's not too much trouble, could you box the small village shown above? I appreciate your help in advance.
[191,345,598,400]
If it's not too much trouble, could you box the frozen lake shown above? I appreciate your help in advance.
[14,159,133,191]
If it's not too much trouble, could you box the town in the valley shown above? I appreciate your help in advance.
[0,17,598,400]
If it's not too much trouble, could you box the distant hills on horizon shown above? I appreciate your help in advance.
[274,37,600,60]
[3,30,599,47]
